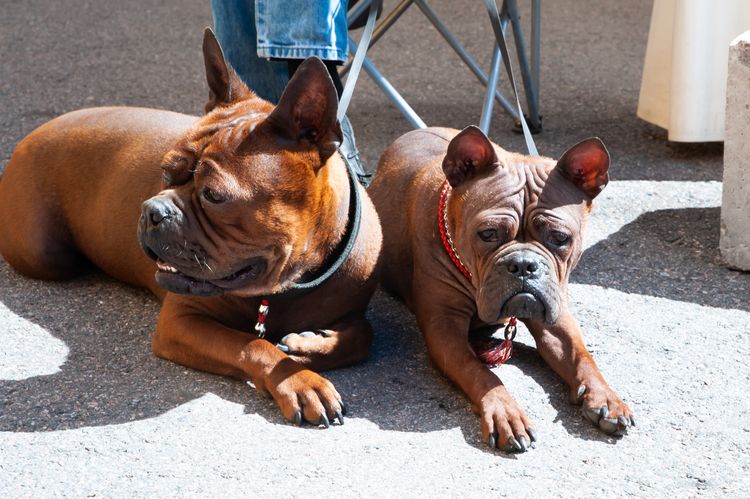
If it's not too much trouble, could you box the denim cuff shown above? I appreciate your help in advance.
[257,44,348,62]
[255,0,349,62]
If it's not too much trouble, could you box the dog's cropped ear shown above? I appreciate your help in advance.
[202,28,253,113]
[554,137,610,199]
[266,57,342,165]
[442,126,499,187]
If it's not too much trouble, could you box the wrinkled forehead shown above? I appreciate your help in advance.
[178,108,270,160]
[460,154,589,220]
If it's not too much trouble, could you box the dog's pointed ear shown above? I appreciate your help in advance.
[442,126,499,187]
[202,27,253,113]
[266,57,342,164]
[554,137,610,199]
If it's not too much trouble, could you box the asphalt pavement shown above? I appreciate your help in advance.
[1,0,749,496]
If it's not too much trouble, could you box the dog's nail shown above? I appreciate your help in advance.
[509,436,522,452]
[279,333,294,344]
[293,411,302,426]
[518,435,529,451]
[630,414,636,427]
[618,415,630,427]
[339,400,348,416]
[299,331,316,338]
[488,434,496,449]
[276,344,289,353]
[599,406,609,418]
[577,385,586,400]
[599,417,618,434]
[335,410,344,425]
[526,427,538,442]
[319,414,330,428]
[583,407,601,424]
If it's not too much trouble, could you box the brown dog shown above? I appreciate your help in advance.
[369,126,633,451]
[0,30,382,427]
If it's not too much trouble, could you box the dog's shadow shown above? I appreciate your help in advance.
[0,259,597,452]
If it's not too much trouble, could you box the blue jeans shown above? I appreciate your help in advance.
[211,0,349,103]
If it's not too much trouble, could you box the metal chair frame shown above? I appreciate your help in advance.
[342,0,542,134]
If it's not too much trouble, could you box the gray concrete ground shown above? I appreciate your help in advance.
[1,0,749,496]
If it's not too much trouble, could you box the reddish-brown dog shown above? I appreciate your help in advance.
[369,126,633,452]
[0,30,382,427]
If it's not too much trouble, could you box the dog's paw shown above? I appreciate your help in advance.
[572,382,634,436]
[275,329,335,356]
[266,365,345,427]
[476,386,537,453]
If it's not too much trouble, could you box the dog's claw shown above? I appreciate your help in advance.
[319,414,330,428]
[599,406,609,418]
[509,436,522,452]
[276,344,289,353]
[630,414,636,427]
[488,434,497,449]
[518,435,529,451]
[527,427,538,443]
[299,331,316,338]
[293,411,302,426]
[576,384,586,400]
[583,407,601,424]
[339,400,348,416]
[335,410,344,425]
[618,415,630,427]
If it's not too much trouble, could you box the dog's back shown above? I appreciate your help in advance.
[0,106,196,291]
[369,127,460,303]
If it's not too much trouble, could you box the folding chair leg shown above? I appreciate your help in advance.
[343,0,414,75]
[414,0,518,120]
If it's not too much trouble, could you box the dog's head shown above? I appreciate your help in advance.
[138,29,344,297]
[441,126,609,324]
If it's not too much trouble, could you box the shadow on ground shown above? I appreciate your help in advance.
[574,207,749,312]
[0,258,600,454]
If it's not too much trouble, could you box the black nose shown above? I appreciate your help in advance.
[506,253,542,277]
[142,198,172,227]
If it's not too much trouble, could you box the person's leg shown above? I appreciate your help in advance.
[210,0,288,103]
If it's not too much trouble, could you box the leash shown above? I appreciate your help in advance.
[440,0,539,364]
[338,0,381,121]
[482,0,538,157]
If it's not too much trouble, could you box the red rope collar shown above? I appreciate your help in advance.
[438,180,473,282]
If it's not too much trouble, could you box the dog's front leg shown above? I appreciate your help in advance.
[152,294,345,427]
[525,311,634,435]
[415,302,536,452]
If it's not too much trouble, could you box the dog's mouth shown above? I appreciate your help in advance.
[500,291,547,322]
[144,246,266,296]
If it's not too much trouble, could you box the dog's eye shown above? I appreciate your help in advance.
[477,228,498,242]
[201,187,225,204]
[549,230,570,246]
